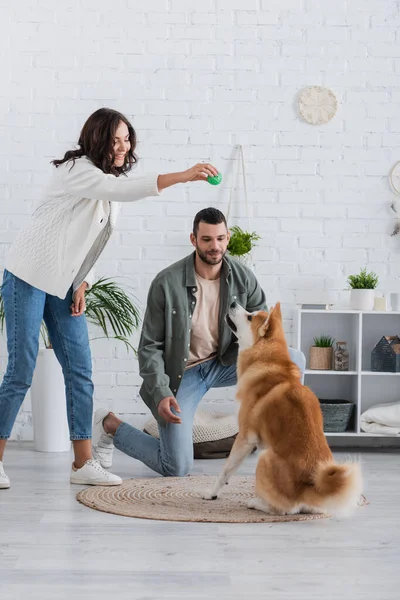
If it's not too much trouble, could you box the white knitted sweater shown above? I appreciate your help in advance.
[5,157,160,298]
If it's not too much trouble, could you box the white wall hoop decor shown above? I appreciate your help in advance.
[389,161,400,236]
[298,86,338,125]
[389,161,400,195]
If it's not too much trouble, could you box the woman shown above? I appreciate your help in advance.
[0,107,219,489]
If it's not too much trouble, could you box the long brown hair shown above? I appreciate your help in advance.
[52,108,138,175]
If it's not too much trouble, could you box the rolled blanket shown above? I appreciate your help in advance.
[360,401,400,435]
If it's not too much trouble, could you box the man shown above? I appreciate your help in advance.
[92,208,306,477]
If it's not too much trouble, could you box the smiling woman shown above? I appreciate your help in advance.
[52,107,138,175]
[0,107,219,492]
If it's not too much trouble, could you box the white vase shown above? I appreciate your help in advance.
[350,289,375,311]
[30,349,71,452]
[390,292,400,311]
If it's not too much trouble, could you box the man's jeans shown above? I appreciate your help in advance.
[114,348,306,477]
[0,270,94,440]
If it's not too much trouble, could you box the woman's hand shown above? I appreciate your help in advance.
[157,163,219,191]
[70,282,88,317]
[179,163,219,183]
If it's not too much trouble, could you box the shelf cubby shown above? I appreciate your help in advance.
[295,309,400,439]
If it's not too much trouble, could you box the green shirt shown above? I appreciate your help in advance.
[138,252,267,425]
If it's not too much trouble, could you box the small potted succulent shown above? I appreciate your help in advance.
[227,225,261,270]
[347,268,379,311]
[309,335,335,370]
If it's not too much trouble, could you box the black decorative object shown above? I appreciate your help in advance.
[371,335,400,373]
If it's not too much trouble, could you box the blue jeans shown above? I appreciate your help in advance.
[0,270,94,440]
[114,348,306,477]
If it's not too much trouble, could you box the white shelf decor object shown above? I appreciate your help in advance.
[296,309,400,439]
[298,86,338,125]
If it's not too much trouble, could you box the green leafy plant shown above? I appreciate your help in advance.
[0,276,140,353]
[347,267,379,290]
[227,225,261,257]
[313,335,335,348]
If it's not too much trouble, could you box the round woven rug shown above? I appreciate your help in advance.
[76,476,331,523]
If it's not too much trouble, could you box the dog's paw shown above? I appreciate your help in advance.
[246,497,259,510]
[246,497,274,513]
[202,490,218,501]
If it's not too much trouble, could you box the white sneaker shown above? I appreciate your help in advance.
[92,408,115,469]
[0,461,10,489]
[70,459,122,486]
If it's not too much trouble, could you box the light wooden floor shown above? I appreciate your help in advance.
[0,443,399,600]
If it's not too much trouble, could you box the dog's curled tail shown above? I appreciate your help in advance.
[305,462,362,517]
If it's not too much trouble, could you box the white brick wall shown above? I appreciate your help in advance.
[1,0,399,439]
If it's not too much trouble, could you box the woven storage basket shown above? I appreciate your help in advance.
[319,399,354,433]
[309,347,333,370]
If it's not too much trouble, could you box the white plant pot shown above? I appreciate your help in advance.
[31,348,71,452]
[350,289,375,311]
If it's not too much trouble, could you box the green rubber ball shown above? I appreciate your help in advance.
[207,172,222,186]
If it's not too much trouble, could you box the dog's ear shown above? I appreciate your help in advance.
[258,316,269,337]
[273,302,282,320]
[258,307,273,337]
[258,303,281,337]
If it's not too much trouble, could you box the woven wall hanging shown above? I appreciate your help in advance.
[298,86,338,125]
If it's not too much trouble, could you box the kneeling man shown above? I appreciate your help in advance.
[93,208,306,477]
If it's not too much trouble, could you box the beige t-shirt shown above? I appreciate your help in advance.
[186,273,220,369]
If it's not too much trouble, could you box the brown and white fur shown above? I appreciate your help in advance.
[203,302,362,517]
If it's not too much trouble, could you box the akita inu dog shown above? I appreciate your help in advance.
[204,302,362,517]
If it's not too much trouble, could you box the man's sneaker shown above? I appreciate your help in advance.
[70,459,122,486]
[92,408,115,469]
[0,461,10,489]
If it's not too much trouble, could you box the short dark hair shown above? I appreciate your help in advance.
[52,107,138,176]
[192,207,227,237]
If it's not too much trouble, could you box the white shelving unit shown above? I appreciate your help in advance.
[296,309,400,440]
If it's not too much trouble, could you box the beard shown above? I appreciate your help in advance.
[196,246,226,266]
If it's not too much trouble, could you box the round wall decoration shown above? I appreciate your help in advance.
[298,86,338,125]
[389,161,400,236]
[390,161,400,195]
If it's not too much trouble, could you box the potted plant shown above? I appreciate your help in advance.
[309,335,335,370]
[1,276,140,349]
[227,225,261,270]
[0,276,140,451]
[347,267,379,311]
